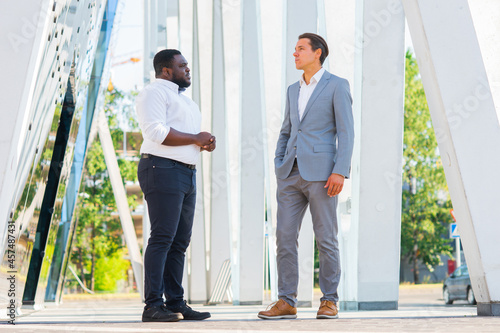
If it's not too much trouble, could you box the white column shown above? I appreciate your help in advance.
[156,0,167,49]
[187,159,208,303]
[149,0,158,52]
[260,0,284,303]
[349,0,405,310]
[183,0,207,303]
[166,0,179,49]
[209,0,232,299]
[97,111,144,300]
[236,0,266,305]
[162,0,189,299]
[324,0,357,309]
[403,0,500,316]
[143,0,153,84]
[194,0,213,301]
[285,0,317,308]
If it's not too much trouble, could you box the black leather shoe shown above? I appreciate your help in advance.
[142,304,183,322]
[166,301,211,320]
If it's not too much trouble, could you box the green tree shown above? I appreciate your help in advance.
[70,88,139,292]
[94,249,131,291]
[401,50,453,283]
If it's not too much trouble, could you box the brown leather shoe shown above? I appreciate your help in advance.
[258,299,297,319]
[316,300,339,319]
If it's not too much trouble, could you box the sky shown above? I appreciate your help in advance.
[111,1,144,92]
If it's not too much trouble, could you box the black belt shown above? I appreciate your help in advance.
[141,154,196,170]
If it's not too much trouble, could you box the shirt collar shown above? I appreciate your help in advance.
[155,78,181,94]
[300,67,326,87]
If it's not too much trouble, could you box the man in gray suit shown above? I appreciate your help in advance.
[258,33,354,320]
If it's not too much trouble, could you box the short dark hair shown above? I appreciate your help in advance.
[153,49,182,76]
[298,33,329,65]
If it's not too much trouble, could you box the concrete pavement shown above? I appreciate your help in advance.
[2,285,499,332]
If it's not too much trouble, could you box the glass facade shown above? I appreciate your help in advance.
[0,0,119,316]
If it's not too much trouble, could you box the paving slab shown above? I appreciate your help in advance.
[2,285,499,332]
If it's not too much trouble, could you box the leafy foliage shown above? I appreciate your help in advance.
[69,88,139,292]
[94,250,131,291]
[401,50,453,283]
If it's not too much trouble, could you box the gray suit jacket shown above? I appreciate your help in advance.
[275,70,354,182]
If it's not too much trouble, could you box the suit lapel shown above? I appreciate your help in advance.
[300,71,331,122]
[290,83,300,125]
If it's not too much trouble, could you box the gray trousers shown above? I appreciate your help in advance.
[276,164,340,307]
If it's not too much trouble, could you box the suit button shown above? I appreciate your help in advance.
[298,130,302,133]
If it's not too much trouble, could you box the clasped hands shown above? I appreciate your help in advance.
[196,132,216,152]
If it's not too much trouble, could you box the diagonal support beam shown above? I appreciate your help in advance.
[403,0,500,316]
[97,111,144,300]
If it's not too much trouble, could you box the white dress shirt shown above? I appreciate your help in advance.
[136,78,202,165]
[298,67,325,121]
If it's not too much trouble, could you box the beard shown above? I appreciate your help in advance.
[172,73,191,89]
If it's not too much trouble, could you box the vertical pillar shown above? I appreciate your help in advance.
[349,0,405,310]
[149,0,158,52]
[260,0,284,303]
[143,0,153,84]
[236,0,266,305]
[142,0,159,299]
[194,0,213,301]
[209,0,232,298]
[403,0,500,316]
[188,159,208,303]
[156,0,167,49]
[166,0,179,49]
[324,0,357,308]
[260,2,284,216]
[181,0,208,303]
[285,0,317,307]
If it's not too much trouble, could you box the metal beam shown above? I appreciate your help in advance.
[97,111,144,299]
[403,0,500,316]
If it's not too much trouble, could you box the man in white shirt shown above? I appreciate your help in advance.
[137,49,215,322]
[258,33,354,320]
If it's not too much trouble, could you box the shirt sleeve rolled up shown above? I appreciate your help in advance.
[136,86,171,144]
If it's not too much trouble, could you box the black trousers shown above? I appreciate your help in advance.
[138,155,196,307]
